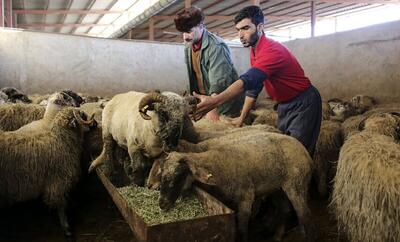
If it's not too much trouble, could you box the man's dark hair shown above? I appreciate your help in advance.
[234,5,265,26]
[174,6,205,33]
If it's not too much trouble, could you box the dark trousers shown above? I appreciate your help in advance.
[277,85,322,157]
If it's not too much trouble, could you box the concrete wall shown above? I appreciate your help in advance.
[0,29,249,96]
[1,20,400,102]
[284,20,400,102]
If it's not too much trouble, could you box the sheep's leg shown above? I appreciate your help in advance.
[88,133,114,173]
[57,206,72,237]
[126,149,147,186]
[270,193,292,242]
[282,184,315,242]
[236,191,255,242]
[314,156,328,197]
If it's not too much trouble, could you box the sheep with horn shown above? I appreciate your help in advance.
[88,91,197,186]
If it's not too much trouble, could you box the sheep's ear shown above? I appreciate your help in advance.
[186,160,216,186]
[69,118,77,128]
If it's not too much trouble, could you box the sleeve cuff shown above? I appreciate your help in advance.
[240,67,267,91]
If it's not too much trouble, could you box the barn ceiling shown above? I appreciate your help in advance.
[2,0,400,42]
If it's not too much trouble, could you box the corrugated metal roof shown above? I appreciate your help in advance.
[6,0,399,41]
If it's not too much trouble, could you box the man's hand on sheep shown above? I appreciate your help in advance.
[192,92,218,121]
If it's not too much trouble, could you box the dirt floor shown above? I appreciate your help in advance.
[0,173,347,242]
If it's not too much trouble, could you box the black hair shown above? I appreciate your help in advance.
[234,5,265,26]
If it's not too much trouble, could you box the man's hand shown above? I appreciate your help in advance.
[228,117,244,127]
[192,92,219,121]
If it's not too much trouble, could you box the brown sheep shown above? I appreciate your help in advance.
[351,94,376,114]
[0,108,95,236]
[157,130,314,242]
[313,120,343,196]
[0,103,45,131]
[332,112,400,242]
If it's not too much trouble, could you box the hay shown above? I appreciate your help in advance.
[332,133,400,242]
[118,186,206,225]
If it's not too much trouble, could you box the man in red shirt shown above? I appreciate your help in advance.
[194,5,322,157]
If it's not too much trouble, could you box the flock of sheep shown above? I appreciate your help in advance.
[0,86,399,242]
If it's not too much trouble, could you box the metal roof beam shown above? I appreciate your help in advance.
[13,9,125,14]
[19,23,109,28]
[153,14,310,21]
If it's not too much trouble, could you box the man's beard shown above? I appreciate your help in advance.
[242,31,259,47]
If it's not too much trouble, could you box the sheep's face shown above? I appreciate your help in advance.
[153,98,186,152]
[332,103,346,118]
[48,92,81,107]
[361,113,400,139]
[351,95,375,113]
[159,153,191,211]
[52,108,96,138]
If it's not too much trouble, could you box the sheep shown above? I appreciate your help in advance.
[0,91,8,104]
[29,93,51,105]
[313,120,343,196]
[147,124,281,190]
[249,108,278,126]
[351,94,376,114]
[321,101,333,121]
[0,91,85,132]
[341,114,365,138]
[332,112,400,242]
[79,100,106,125]
[157,129,315,242]
[15,92,83,133]
[330,102,357,122]
[88,91,196,186]
[0,108,95,236]
[0,87,31,103]
[0,103,45,131]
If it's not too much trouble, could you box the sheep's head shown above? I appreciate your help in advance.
[61,90,85,107]
[48,91,82,108]
[139,92,187,151]
[358,112,400,139]
[331,102,356,121]
[52,108,96,136]
[159,152,216,211]
[0,87,31,103]
[159,152,192,211]
[351,95,375,114]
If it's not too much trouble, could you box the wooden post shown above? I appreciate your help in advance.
[311,1,316,37]
[185,0,191,8]
[149,17,154,41]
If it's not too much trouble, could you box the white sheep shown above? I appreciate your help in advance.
[88,91,195,186]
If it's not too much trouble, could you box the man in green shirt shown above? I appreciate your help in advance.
[174,6,244,120]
